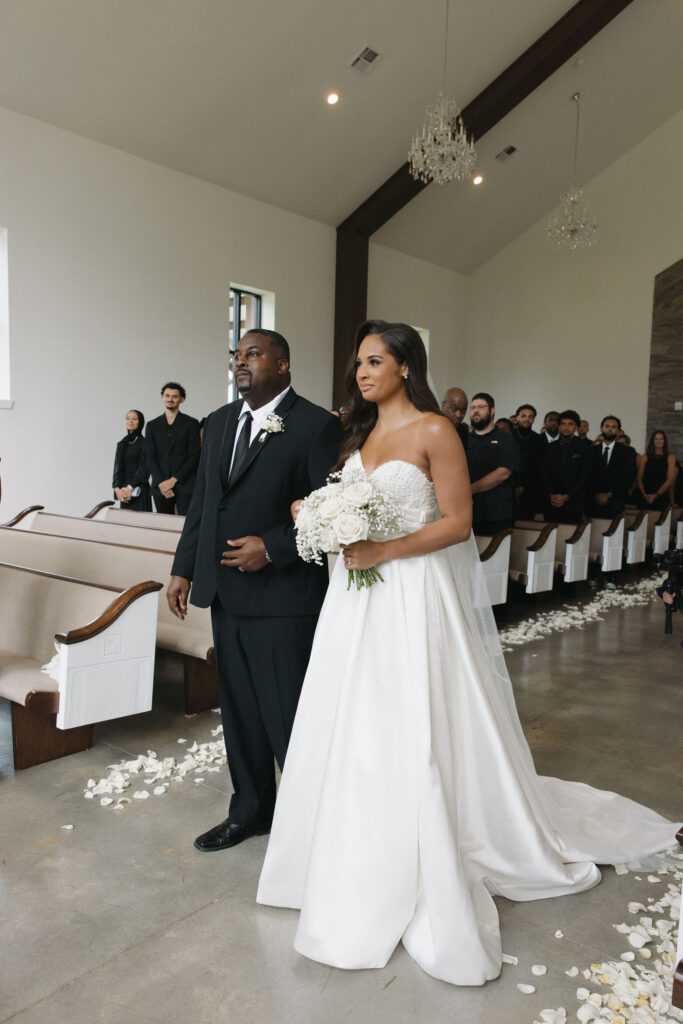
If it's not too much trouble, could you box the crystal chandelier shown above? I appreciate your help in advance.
[547,93,598,250]
[408,0,476,185]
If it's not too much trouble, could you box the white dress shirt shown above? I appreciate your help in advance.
[229,386,291,473]
[601,440,616,465]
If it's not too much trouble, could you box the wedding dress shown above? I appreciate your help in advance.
[257,453,679,986]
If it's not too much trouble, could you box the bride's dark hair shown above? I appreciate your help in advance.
[336,320,441,467]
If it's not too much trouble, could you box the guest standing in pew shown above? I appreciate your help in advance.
[578,420,593,445]
[146,382,201,515]
[586,415,637,519]
[112,410,151,511]
[167,329,340,852]
[441,386,470,450]
[466,392,519,535]
[635,431,677,510]
[540,409,588,524]
[513,403,542,518]
[540,410,561,445]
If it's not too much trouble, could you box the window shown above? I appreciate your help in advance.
[227,284,275,401]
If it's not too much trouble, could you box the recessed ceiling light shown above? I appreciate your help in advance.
[326,92,339,105]
[473,174,484,185]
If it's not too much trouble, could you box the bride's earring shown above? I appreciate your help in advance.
[402,372,409,380]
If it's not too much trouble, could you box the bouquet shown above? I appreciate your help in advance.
[295,468,404,590]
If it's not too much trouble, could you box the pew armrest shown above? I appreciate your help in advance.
[2,505,44,527]
[84,500,115,519]
[55,580,163,644]
[477,529,513,561]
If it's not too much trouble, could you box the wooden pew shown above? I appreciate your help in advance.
[86,501,185,532]
[516,519,591,583]
[0,562,160,769]
[650,506,672,555]
[0,527,216,715]
[624,506,673,556]
[587,516,625,573]
[508,523,557,594]
[474,530,512,606]
[623,509,648,565]
[6,508,179,553]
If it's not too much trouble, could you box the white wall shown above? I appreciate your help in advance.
[368,243,466,401]
[0,106,335,519]
[464,109,683,447]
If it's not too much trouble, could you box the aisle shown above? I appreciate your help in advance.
[1,597,680,1024]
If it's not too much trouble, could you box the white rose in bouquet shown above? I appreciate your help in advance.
[343,480,373,508]
[295,504,314,534]
[318,496,343,522]
[316,482,343,499]
[317,525,339,553]
[334,512,368,545]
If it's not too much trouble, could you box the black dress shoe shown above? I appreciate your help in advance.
[194,818,271,852]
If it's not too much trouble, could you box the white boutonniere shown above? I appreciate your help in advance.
[259,412,285,442]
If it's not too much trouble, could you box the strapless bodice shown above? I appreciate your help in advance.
[343,451,438,532]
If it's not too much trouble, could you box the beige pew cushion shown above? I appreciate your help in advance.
[0,648,58,706]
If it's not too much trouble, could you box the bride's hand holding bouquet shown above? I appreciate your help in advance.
[293,470,403,590]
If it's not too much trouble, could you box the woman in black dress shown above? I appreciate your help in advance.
[112,410,151,511]
[635,429,677,509]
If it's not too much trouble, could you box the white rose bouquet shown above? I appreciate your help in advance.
[295,468,404,590]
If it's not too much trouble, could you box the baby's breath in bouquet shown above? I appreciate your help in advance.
[295,468,404,590]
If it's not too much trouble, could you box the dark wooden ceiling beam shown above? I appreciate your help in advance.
[333,0,635,404]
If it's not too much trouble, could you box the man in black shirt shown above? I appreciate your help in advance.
[541,409,588,523]
[146,381,201,514]
[466,392,520,535]
[513,403,542,518]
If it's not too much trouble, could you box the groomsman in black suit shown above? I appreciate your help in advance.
[513,403,542,518]
[146,382,201,515]
[541,409,588,523]
[168,330,340,851]
[587,415,637,519]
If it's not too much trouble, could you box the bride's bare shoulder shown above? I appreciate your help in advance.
[416,412,457,443]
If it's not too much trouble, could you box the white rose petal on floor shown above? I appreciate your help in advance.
[82,727,227,810]
[538,850,683,1024]
[498,577,659,652]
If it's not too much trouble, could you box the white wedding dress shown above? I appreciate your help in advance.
[257,454,679,986]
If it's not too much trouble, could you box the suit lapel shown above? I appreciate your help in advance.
[227,388,298,491]
[218,405,241,491]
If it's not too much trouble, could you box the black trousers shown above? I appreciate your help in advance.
[210,597,318,826]
[152,487,192,515]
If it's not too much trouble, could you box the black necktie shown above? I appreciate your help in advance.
[229,412,253,485]
[602,445,610,467]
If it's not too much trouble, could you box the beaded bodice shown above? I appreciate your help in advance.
[344,451,438,529]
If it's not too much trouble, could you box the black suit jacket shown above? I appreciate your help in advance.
[541,437,588,519]
[171,389,341,615]
[146,411,201,495]
[588,443,637,517]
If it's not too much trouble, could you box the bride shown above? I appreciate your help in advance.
[257,320,679,986]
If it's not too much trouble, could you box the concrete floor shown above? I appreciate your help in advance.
[1,579,681,1024]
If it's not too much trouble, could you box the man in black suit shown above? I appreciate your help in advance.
[513,403,542,518]
[168,330,340,851]
[541,409,588,523]
[146,382,201,515]
[587,414,637,519]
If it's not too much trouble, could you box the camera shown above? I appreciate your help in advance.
[654,548,683,636]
